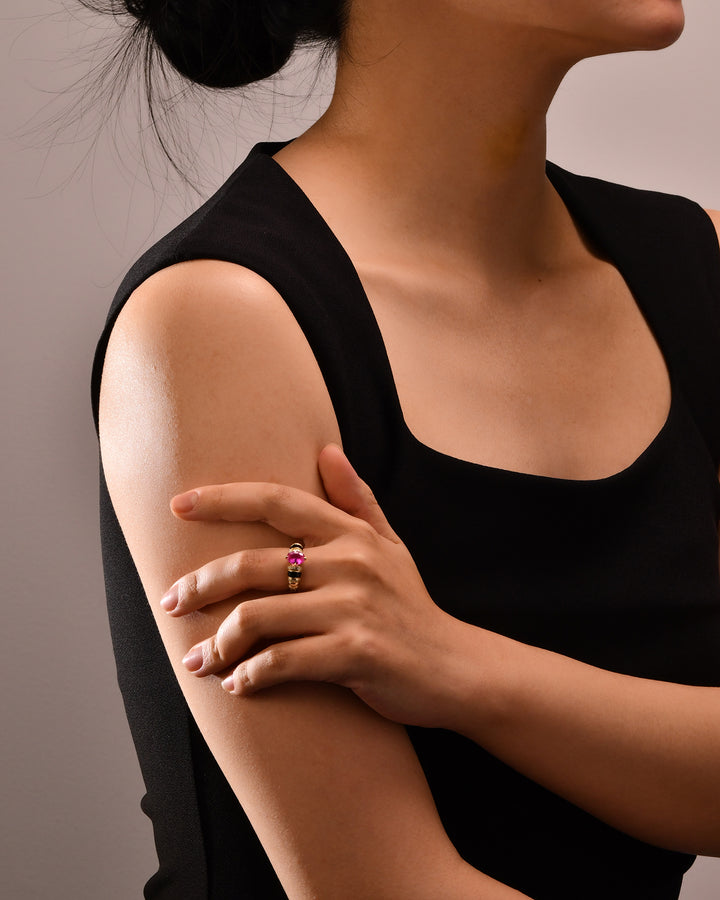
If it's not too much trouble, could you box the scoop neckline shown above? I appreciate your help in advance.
[249,139,677,488]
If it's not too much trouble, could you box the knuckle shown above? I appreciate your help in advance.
[228,548,256,585]
[233,599,257,633]
[236,664,252,693]
[345,625,376,668]
[341,582,368,612]
[261,644,288,675]
[342,542,379,585]
[204,634,220,665]
[265,482,292,513]
[355,520,384,554]
[227,553,244,583]
[354,518,377,542]
[178,570,200,606]
[336,586,373,627]
[241,547,262,576]
[345,543,372,572]
[358,629,380,666]
[215,627,237,666]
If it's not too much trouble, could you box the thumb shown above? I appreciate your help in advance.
[318,444,399,542]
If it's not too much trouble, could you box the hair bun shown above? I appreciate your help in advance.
[133,0,299,89]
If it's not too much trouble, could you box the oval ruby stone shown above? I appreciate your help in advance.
[287,550,305,566]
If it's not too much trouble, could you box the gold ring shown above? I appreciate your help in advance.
[286,540,306,591]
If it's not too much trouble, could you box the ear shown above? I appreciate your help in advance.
[317,444,399,542]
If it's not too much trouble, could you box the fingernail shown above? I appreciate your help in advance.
[172,491,198,513]
[160,584,179,613]
[221,674,235,693]
[182,646,203,673]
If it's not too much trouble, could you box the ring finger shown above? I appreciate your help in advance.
[161,543,321,616]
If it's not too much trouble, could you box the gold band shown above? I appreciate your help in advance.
[286,540,306,591]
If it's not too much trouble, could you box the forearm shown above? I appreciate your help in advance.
[445,622,720,855]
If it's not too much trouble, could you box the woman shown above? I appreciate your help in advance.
[91,0,720,897]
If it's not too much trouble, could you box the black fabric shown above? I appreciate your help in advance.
[91,139,720,899]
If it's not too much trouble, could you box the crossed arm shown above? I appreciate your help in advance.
[100,260,530,899]
[163,452,720,859]
[100,258,720,899]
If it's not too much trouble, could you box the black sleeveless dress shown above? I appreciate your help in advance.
[91,139,720,900]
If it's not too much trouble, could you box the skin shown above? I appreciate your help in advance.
[166,446,720,856]
[99,0,720,896]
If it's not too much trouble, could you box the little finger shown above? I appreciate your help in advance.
[181,592,338,677]
[221,634,350,695]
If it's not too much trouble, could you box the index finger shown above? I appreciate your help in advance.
[170,481,358,543]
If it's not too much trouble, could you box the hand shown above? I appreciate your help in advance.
[162,444,474,729]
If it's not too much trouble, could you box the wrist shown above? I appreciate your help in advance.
[434,617,520,741]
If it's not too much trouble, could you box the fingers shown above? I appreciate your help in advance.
[170,480,357,543]
[181,592,338,678]
[169,446,398,545]
[168,446,401,697]
[318,445,400,543]
[220,634,349,695]
[161,545,317,615]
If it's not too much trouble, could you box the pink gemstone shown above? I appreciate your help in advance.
[287,550,305,566]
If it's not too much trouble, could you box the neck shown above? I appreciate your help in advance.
[294,6,584,280]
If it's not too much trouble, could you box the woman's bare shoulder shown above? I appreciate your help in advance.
[101,258,341,482]
[107,258,329,403]
[119,257,291,324]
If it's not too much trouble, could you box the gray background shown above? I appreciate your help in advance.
[2,0,720,896]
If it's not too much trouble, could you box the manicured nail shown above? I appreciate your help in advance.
[160,584,179,613]
[172,491,198,513]
[182,646,203,673]
[221,674,235,693]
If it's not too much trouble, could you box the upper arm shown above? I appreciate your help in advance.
[98,260,468,898]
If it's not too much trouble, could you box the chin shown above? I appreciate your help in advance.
[633,2,686,50]
[569,1,686,59]
[613,1,685,52]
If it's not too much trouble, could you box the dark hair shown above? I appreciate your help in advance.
[109,0,349,89]
[68,0,349,183]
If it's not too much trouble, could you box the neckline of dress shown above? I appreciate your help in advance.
[247,139,676,489]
